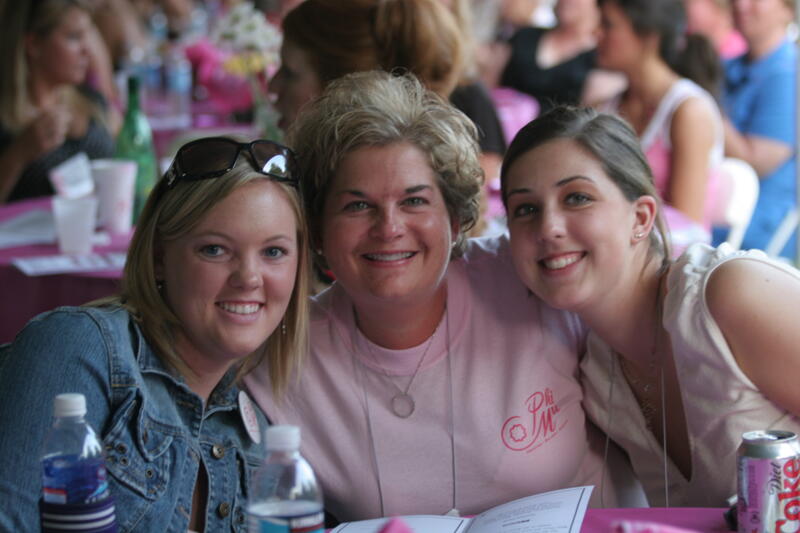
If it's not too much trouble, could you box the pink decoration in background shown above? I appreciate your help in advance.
[185,38,254,114]
[491,87,540,146]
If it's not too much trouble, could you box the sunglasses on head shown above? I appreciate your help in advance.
[164,137,298,188]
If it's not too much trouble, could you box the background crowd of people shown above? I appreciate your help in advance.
[1,0,796,255]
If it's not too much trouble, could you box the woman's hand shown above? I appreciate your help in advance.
[0,104,71,202]
[18,105,71,162]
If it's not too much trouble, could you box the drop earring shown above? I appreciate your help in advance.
[281,321,287,336]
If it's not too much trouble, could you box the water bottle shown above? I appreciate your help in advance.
[164,44,193,129]
[40,393,117,533]
[115,75,158,221]
[248,425,324,533]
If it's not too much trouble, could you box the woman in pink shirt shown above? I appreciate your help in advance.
[245,71,640,524]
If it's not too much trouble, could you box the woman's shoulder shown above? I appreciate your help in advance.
[670,242,772,283]
[1,306,138,413]
[665,243,794,318]
[765,39,797,73]
[460,234,518,278]
[671,78,715,101]
[308,283,359,351]
[462,233,510,258]
[509,26,547,45]
[19,304,130,337]
[658,79,718,123]
[8,305,138,363]
[309,282,346,321]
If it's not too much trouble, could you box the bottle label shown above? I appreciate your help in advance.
[42,454,110,505]
[40,496,117,533]
[251,510,324,533]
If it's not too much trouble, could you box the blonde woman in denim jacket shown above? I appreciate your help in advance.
[0,137,311,532]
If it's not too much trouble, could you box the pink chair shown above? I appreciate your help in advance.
[491,87,539,146]
[708,158,759,250]
[485,88,540,226]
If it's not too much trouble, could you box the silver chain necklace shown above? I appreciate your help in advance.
[354,307,458,517]
[600,269,669,507]
[357,312,440,418]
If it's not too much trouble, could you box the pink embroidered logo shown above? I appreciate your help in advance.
[501,388,564,452]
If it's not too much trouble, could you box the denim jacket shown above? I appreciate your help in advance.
[0,305,268,532]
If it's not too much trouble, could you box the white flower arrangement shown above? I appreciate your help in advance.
[211,2,282,77]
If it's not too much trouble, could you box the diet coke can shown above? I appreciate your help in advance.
[738,430,800,533]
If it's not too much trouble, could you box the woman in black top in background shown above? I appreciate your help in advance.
[0,0,114,203]
[501,0,625,111]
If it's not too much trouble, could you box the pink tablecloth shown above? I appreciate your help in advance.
[327,508,730,532]
[0,197,128,343]
[582,507,730,532]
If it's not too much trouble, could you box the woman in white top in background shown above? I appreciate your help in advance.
[502,104,800,507]
[595,0,724,227]
[246,71,640,524]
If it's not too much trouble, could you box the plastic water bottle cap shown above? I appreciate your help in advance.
[54,393,87,417]
[265,425,301,451]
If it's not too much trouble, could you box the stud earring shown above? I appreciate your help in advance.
[634,232,645,239]
[156,280,164,291]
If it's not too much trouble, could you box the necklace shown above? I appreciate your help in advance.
[600,269,670,507]
[356,311,440,418]
[617,269,667,431]
[618,350,661,430]
[354,307,458,517]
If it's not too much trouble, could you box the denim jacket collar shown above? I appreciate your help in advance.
[133,324,242,412]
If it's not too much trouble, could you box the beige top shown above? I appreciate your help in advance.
[582,243,800,506]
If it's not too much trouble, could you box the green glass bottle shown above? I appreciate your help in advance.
[115,75,158,222]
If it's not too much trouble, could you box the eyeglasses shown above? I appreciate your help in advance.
[164,137,298,188]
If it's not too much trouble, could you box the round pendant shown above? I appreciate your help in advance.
[391,393,415,418]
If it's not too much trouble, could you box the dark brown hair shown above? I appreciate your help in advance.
[501,105,671,267]
[282,0,464,97]
[599,0,722,99]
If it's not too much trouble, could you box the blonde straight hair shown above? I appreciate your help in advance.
[0,0,104,132]
[93,159,311,397]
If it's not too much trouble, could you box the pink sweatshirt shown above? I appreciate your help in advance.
[246,235,636,522]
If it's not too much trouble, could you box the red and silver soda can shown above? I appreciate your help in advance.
[738,430,800,533]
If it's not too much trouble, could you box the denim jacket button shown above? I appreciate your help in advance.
[217,502,231,518]
[211,444,225,459]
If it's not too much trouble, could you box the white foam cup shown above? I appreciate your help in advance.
[52,195,98,255]
[90,159,137,235]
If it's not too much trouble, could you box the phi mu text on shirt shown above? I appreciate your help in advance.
[246,235,620,521]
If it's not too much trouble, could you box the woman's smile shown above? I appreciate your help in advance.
[321,142,456,308]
